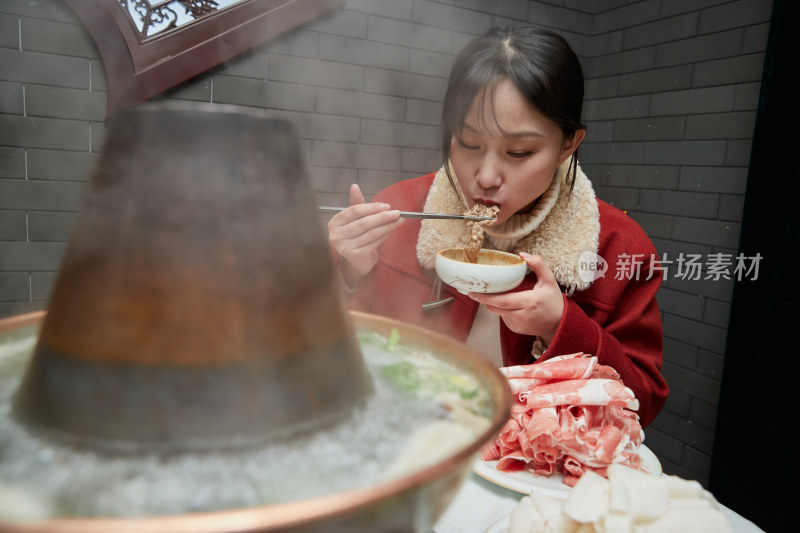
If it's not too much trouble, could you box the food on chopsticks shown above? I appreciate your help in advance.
[481,353,644,486]
[507,464,733,533]
[463,203,499,263]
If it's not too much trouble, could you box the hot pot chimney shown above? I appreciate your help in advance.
[12,103,372,452]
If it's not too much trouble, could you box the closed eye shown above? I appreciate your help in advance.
[457,138,479,150]
[508,151,533,158]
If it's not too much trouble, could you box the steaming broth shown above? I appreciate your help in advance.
[0,327,491,520]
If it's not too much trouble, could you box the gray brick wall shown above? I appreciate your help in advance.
[0,0,773,491]
[580,0,772,488]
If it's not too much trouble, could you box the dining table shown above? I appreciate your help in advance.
[433,466,766,533]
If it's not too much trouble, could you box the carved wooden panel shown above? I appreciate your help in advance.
[63,0,344,115]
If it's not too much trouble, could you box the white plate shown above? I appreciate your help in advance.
[485,515,510,533]
[474,444,661,498]
[483,494,763,533]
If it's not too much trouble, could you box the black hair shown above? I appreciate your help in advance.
[441,26,585,192]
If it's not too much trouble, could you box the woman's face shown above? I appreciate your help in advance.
[449,79,584,225]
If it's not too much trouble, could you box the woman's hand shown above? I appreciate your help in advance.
[468,252,564,344]
[327,184,404,288]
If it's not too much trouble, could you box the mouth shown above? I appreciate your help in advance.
[472,198,501,208]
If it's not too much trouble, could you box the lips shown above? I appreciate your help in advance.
[473,198,501,208]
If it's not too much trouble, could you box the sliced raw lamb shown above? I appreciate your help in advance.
[482,352,645,486]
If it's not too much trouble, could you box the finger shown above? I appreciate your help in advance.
[519,252,557,287]
[336,208,402,239]
[478,301,506,315]
[342,215,404,250]
[470,291,527,312]
[474,303,528,337]
[330,202,392,228]
[350,183,366,206]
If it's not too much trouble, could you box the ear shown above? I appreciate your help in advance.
[558,129,586,166]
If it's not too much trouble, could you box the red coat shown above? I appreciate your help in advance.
[342,173,667,427]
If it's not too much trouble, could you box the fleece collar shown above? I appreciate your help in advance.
[415,160,601,294]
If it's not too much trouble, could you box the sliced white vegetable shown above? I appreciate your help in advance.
[607,463,668,519]
[632,506,732,533]
[529,491,566,520]
[564,470,610,522]
[508,496,544,533]
[662,474,705,498]
[604,511,633,533]
[505,464,732,533]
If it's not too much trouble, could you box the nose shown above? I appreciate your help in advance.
[475,154,502,190]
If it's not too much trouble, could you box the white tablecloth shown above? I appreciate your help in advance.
[434,472,765,533]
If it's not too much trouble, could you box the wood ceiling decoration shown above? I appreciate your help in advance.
[63,0,345,116]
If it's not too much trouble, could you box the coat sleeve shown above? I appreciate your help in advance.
[543,272,667,428]
[536,204,668,428]
[327,174,437,313]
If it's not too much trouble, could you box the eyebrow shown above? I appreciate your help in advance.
[462,121,545,139]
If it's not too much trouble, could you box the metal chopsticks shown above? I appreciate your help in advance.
[318,206,495,221]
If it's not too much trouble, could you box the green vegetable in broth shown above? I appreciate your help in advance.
[387,328,401,351]
[381,362,480,400]
[359,329,491,418]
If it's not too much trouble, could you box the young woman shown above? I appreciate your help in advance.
[327,26,667,427]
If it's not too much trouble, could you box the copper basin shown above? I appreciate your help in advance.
[0,102,511,531]
[0,311,512,533]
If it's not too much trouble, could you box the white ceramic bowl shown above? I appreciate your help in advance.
[435,247,527,294]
